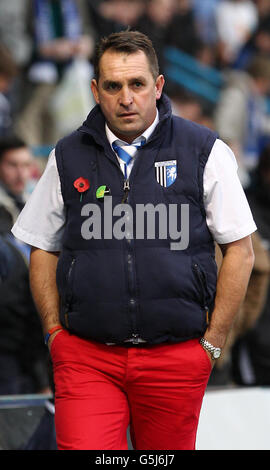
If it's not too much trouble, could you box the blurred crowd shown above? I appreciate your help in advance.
[0,0,270,403]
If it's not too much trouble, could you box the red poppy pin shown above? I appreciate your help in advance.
[73,177,90,201]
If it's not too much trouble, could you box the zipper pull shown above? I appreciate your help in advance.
[122,179,130,203]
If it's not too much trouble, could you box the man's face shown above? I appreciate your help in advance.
[91,49,164,143]
[0,147,33,195]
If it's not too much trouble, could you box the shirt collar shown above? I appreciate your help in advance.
[106,109,159,149]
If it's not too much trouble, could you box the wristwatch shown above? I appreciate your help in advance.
[200,337,222,360]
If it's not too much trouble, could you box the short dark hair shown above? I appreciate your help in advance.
[93,30,159,81]
[0,135,27,162]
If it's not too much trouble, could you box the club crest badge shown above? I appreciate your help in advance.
[155,160,177,187]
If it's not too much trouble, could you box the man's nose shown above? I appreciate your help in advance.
[119,86,133,106]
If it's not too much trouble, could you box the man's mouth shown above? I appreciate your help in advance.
[118,112,137,117]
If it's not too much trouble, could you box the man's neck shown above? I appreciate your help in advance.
[106,110,159,147]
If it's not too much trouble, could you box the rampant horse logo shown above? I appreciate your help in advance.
[155,160,177,187]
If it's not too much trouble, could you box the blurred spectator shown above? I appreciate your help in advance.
[254,0,270,19]
[215,0,258,67]
[0,136,33,226]
[168,87,215,128]
[0,0,34,121]
[0,232,50,395]
[134,0,177,73]
[247,145,270,249]
[15,0,95,147]
[192,0,220,47]
[165,0,202,58]
[0,44,18,137]
[0,0,33,69]
[210,231,270,385]
[231,145,270,385]
[86,0,133,41]
[0,135,36,261]
[0,230,15,283]
[170,89,204,121]
[92,0,145,37]
[0,135,50,395]
[214,55,270,187]
[234,15,270,69]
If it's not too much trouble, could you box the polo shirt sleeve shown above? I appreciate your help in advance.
[203,139,257,244]
[11,149,65,251]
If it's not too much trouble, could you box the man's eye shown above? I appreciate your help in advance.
[134,82,142,88]
[107,83,119,90]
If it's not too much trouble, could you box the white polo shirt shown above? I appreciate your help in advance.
[12,116,256,250]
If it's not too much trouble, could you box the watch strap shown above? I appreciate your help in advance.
[200,337,221,359]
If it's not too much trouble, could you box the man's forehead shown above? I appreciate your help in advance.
[99,49,153,80]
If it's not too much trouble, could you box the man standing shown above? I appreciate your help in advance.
[12,31,256,450]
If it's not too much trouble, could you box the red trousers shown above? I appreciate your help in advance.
[50,330,212,450]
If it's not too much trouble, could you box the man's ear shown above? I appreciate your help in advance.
[91,79,100,104]
[155,75,165,100]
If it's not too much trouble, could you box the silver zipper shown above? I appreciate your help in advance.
[122,179,130,203]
